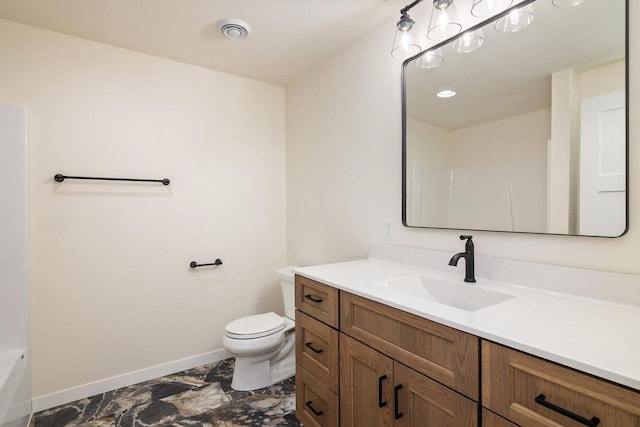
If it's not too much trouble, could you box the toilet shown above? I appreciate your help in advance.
[223,266,298,391]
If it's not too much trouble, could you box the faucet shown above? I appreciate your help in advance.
[449,235,476,283]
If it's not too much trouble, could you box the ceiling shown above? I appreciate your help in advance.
[0,0,401,86]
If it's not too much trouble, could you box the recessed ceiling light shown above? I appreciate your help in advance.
[436,90,456,98]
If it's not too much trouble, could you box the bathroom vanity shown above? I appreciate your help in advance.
[293,244,640,426]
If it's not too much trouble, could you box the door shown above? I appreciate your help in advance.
[340,334,393,427]
[579,91,626,236]
[394,362,478,427]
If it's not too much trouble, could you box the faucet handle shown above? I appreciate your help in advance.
[459,235,473,242]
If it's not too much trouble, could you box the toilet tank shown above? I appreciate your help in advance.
[276,266,298,320]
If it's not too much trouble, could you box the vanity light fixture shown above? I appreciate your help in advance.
[427,0,462,41]
[494,4,535,33]
[471,0,513,18]
[415,48,445,68]
[450,29,484,53]
[436,89,457,98]
[551,0,589,7]
[391,11,422,57]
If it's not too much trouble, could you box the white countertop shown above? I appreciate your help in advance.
[294,257,640,391]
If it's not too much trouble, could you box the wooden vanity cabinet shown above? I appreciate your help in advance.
[295,275,640,427]
[482,341,640,426]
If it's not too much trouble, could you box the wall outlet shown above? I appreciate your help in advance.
[384,220,394,241]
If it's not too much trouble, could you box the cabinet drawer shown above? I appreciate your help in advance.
[296,365,339,427]
[482,409,519,427]
[296,311,339,393]
[340,292,479,400]
[295,275,339,328]
[482,341,640,427]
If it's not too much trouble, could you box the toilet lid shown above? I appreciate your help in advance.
[225,312,285,339]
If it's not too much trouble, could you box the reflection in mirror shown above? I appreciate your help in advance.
[403,0,627,237]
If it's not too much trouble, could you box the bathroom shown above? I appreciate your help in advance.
[0,0,637,425]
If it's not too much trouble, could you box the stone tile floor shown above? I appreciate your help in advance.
[31,359,301,426]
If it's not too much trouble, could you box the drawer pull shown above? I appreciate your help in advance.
[305,342,324,354]
[304,294,323,303]
[305,400,324,416]
[378,375,388,408]
[394,384,403,419]
[534,394,600,427]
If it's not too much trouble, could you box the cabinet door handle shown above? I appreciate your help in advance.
[305,400,324,416]
[534,394,600,427]
[305,342,324,354]
[378,375,388,408]
[304,294,323,303]
[394,384,403,419]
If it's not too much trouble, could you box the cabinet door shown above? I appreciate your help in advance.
[394,362,478,427]
[340,334,393,427]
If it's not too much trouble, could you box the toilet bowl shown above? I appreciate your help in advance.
[223,266,298,391]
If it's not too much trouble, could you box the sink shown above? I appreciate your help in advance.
[371,275,515,312]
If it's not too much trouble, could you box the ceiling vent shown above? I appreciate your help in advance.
[218,18,251,40]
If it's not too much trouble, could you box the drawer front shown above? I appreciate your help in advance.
[296,365,339,427]
[296,311,339,393]
[482,341,640,427]
[482,409,519,427]
[340,292,479,400]
[295,275,339,328]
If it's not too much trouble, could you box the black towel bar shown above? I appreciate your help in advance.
[54,174,170,185]
[190,259,223,269]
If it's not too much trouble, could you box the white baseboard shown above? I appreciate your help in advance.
[32,348,232,413]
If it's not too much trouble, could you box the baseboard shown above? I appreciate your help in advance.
[32,348,232,413]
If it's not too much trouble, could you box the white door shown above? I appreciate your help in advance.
[579,92,626,236]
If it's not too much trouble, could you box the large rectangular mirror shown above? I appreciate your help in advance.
[402,0,627,237]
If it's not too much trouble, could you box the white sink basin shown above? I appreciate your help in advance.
[371,275,515,312]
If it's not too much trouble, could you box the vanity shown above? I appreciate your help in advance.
[293,244,640,426]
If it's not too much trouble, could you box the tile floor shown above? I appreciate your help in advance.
[31,359,301,427]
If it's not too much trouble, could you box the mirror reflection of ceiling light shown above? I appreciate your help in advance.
[471,0,513,18]
[494,4,535,33]
[552,0,589,7]
[437,89,457,98]
[450,29,484,53]
[415,48,444,68]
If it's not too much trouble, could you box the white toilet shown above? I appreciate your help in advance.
[223,266,298,391]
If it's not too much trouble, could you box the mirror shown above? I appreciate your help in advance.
[402,0,627,237]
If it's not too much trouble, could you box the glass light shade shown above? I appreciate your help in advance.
[552,0,588,7]
[451,29,484,53]
[391,25,421,58]
[427,2,462,41]
[494,4,534,33]
[415,48,444,69]
[471,0,513,17]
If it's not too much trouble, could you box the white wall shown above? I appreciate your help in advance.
[286,3,640,274]
[0,19,287,400]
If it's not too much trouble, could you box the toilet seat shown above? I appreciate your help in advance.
[225,312,285,340]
